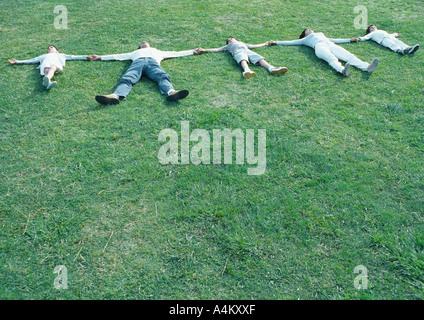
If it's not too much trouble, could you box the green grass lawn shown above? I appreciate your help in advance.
[0,0,423,299]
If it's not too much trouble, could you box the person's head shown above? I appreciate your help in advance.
[226,36,239,44]
[299,29,313,39]
[47,45,59,53]
[366,25,377,34]
[138,41,151,49]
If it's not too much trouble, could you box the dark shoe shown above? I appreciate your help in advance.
[95,94,120,105]
[408,44,420,54]
[166,89,189,102]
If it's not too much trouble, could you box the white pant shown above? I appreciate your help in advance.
[380,36,409,52]
[314,42,369,73]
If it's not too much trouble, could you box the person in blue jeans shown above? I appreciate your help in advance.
[89,41,202,104]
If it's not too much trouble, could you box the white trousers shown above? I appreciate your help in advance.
[380,36,409,52]
[314,42,369,73]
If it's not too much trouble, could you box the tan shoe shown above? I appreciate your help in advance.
[269,67,288,75]
[243,70,255,78]
[95,94,120,105]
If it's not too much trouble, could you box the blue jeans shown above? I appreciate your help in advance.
[113,57,173,99]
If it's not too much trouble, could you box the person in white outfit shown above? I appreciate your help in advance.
[274,29,379,77]
[356,25,419,55]
[89,41,202,104]
[8,45,88,89]
[197,37,288,78]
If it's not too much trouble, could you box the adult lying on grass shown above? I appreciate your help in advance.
[355,25,420,55]
[273,29,379,77]
[8,45,88,90]
[89,41,202,104]
[197,36,288,79]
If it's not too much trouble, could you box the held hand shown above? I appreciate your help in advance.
[266,41,276,46]
[350,38,359,42]
[193,48,205,54]
[88,55,101,60]
[8,58,17,64]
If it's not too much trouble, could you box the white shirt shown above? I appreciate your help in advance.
[358,30,398,44]
[17,52,87,73]
[100,47,194,64]
[276,32,351,48]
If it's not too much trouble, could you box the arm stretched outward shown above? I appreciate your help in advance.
[161,49,197,59]
[195,46,227,53]
[247,41,276,49]
[328,38,358,44]
[88,52,135,61]
[63,54,89,60]
[275,38,307,46]
[8,55,44,65]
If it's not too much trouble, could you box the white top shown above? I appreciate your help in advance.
[276,32,351,48]
[223,41,252,54]
[358,30,398,44]
[100,47,194,64]
[16,52,87,73]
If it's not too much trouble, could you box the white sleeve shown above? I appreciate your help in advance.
[100,52,135,61]
[16,55,44,64]
[328,38,351,44]
[358,33,373,41]
[64,54,87,60]
[275,39,305,46]
[161,50,194,59]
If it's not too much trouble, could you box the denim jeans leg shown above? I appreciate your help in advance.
[113,59,145,98]
[144,59,174,95]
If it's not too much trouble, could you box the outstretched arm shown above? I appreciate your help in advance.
[357,33,373,42]
[161,49,197,59]
[196,46,227,53]
[64,54,89,61]
[9,55,44,65]
[247,41,276,49]
[88,52,135,61]
[328,38,355,44]
[275,38,306,46]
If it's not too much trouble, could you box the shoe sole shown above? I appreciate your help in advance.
[166,90,189,102]
[243,71,255,79]
[46,81,57,90]
[368,59,379,74]
[95,95,120,105]
[409,45,420,54]
[42,76,49,87]
[343,63,350,77]
[270,67,288,75]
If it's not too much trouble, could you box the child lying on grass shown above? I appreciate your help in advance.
[8,45,88,89]
[197,37,287,79]
[355,25,419,55]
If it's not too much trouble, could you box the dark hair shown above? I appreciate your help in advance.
[48,45,59,52]
[299,29,309,39]
[138,41,150,49]
[366,25,376,35]
[226,36,240,44]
